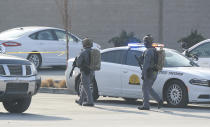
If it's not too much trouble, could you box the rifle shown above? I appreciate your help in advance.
[135,55,143,70]
[69,57,78,78]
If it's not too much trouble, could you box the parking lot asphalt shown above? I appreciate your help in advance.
[1,93,210,127]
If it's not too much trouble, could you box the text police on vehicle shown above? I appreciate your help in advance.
[66,43,210,107]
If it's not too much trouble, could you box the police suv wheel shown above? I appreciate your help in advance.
[76,77,99,101]
[165,80,188,107]
[3,97,32,113]
[27,53,42,69]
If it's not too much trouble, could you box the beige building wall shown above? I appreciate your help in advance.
[163,0,210,49]
[0,0,210,50]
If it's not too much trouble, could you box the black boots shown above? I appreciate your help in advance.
[82,102,94,107]
[137,106,150,110]
[75,100,94,107]
[158,100,163,109]
[75,100,82,106]
[138,100,163,110]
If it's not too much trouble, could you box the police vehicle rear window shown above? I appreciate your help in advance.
[101,50,127,64]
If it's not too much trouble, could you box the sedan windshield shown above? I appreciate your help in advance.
[164,49,198,67]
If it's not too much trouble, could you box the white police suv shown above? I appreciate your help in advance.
[65,43,210,107]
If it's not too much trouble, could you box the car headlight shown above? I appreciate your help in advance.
[189,78,209,86]
[30,64,38,75]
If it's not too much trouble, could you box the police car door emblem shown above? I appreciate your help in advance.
[129,74,140,85]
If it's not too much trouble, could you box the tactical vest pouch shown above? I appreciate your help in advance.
[154,47,165,71]
[89,49,101,71]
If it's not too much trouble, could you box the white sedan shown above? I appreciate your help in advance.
[65,44,210,107]
[0,26,100,69]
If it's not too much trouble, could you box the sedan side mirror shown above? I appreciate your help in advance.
[192,54,199,61]
[184,49,199,61]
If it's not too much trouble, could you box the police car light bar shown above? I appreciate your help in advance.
[128,43,164,48]
[152,43,164,48]
[128,43,145,48]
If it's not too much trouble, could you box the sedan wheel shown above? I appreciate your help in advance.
[27,54,42,69]
[165,80,188,107]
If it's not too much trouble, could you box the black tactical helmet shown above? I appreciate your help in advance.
[143,34,154,44]
[82,38,93,48]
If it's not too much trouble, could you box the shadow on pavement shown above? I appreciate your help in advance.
[96,99,142,108]
[157,105,210,119]
[151,109,210,120]
[95,100,146,115]
[94,106,147,115]
[0,113,71,121]
[96,99,210,119]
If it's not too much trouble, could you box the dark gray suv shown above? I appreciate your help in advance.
[0,49,41,113]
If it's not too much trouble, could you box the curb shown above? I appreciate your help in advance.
[38,87,76,95]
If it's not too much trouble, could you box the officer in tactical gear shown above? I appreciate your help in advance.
[75,38,94,106]
[138,35,163,110]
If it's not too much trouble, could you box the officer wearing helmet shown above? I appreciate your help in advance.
[75,38,94,106]
[138,34,163,110]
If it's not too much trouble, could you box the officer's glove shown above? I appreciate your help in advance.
[141,76,144,80]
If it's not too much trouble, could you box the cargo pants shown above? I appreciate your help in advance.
[142,72,161,108]
[79,71,94,105]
